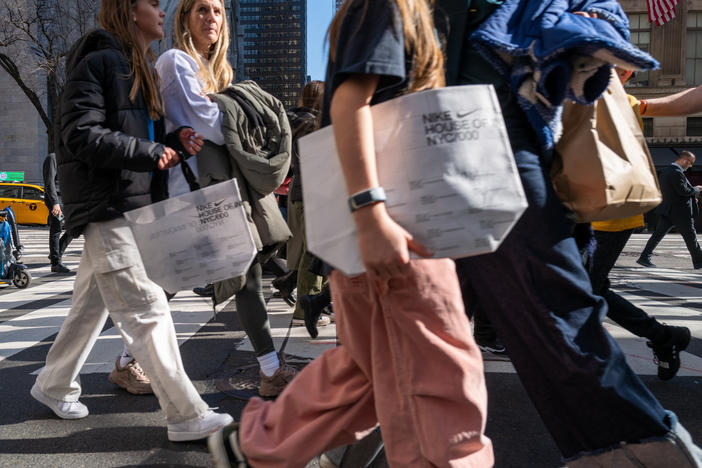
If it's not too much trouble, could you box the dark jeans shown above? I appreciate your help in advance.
[48,213,73,265]
[640,214,702,266]
[591,229,666,343]
[456,89,669,458]
[455,267,497,343]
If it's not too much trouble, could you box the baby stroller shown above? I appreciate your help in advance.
[0,206,30,288]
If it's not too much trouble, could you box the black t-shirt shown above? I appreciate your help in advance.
[321,0,408,127]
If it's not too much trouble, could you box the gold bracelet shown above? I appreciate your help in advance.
[640,99,647,116]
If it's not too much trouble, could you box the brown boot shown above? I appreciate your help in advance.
[108,358,153,395]
[258,363,297,398]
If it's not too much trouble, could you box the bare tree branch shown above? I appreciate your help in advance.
[0,52,49,127]
[0,0,96,151]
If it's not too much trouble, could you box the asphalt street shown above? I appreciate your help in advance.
[0,226,701,467]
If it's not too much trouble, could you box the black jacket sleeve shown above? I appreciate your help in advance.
[670,168,699,198]
[60,49,166,172]
[42,155,59,207]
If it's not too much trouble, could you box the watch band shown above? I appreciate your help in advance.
[348,187,387,212]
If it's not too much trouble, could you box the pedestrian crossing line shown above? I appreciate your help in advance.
[0,276,75,311]
[612,267,702,294]
[627,233,694,242]
[613,289,702,337]
[5,227,701,380]
[19,262,81,281]
[24,291,218,375]
[0,290,73,324]
[614,286,702,311]
[620,279,702,301]
[483,324,702,377]
[0,299,72,362]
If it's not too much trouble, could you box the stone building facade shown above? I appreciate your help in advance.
[0,70,48,185]
[620,1,702,164]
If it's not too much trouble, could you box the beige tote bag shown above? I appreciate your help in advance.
[552,68,661,222]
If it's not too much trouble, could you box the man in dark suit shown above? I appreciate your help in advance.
[637,150,702,268]
[42,153,73,273]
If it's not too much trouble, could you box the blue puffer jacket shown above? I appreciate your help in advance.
[471,0,659,150]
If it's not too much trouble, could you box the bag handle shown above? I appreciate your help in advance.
[179,155,200,192]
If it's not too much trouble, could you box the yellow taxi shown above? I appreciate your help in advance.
[0,182,49,225]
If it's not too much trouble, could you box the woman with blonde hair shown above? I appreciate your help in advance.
[30,0,232,442]
[155,0,296,397]
[208,1,493,466]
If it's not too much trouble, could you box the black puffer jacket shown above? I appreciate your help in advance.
[57,29,170,236]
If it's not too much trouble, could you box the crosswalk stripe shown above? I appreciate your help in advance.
[0,299,72,362]
[27,292,219,375]
[0,276,76,311]
[3,228,702,378]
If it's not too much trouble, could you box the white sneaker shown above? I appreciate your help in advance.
[30,384,89,419]
[168,409,234,442]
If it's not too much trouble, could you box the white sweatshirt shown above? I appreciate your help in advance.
[155,49,226,197]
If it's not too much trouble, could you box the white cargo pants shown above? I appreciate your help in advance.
[34,217,209,423]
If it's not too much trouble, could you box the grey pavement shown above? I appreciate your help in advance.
[0,227,701,467]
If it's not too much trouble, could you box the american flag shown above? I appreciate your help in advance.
[648,0,679,26]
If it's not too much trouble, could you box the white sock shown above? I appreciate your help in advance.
[257,351,280,377]
[119,345,133,368]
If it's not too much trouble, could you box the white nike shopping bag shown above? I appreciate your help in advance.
[299,85,527,276]
[124,178,256,292]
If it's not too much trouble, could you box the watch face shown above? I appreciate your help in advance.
[348,188,386,212]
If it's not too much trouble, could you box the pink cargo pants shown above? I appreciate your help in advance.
[240,259,493,467]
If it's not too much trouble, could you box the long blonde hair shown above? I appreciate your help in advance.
[328,0,445,93]
[98,0,164,120]
[173,0,234,93]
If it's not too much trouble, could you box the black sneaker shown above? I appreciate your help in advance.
[476,337,507,355]
[193,284,214,298]
[302,293,331,339]
[51,263,70,273]
[208,422,251,468]
[636,257,656,268]
[647,325,691,381]
[272,271,296,306]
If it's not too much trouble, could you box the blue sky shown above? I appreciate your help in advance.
[307,0,335,80]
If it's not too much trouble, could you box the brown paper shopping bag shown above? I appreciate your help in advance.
[553,69,661,222]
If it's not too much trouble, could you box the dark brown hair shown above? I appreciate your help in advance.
[299,80,324,110]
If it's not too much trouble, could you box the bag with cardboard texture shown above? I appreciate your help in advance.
[553,68,661,222]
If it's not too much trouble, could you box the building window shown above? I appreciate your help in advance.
[643,118,654,137]
[687,117,702,136]
[687,13,702,86]
[628,13,650,87]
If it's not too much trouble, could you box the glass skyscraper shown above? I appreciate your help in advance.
[237,0,307,109]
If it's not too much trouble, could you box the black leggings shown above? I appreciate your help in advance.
[235,262,275,357]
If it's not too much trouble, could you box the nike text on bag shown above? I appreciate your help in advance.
[298,85,528,276]
[123,179,256,293]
